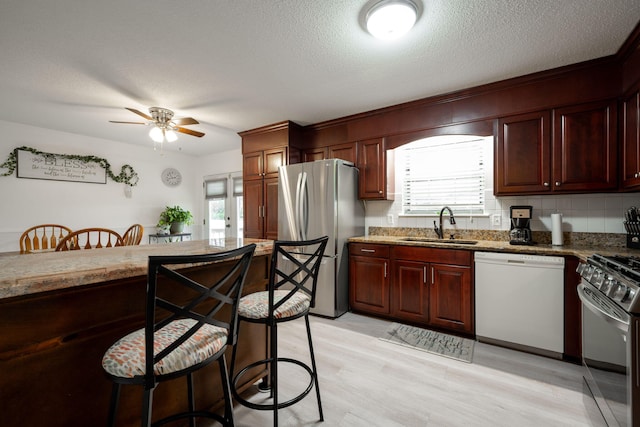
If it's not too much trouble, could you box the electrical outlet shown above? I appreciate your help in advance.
[491,214,501,226]
[387,214,394,225]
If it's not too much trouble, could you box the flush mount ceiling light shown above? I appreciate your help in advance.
[365,0,418,40]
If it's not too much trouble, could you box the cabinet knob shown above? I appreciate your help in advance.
[379,190,383,194]
[555,181,561,187]
[543,182,550,187]
[635,173,639,178]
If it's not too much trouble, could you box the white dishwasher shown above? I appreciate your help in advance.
[474,251,565,357]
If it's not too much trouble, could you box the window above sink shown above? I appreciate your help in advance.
[397,135,493,216]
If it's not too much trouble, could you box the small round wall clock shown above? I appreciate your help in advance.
[161,168,182,187]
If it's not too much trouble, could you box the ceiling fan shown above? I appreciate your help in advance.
[110,107,205,142]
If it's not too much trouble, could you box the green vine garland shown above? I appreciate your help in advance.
[0,146,139,186]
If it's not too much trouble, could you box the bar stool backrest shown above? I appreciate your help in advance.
[268,236,329,320]
[145,243,256,384]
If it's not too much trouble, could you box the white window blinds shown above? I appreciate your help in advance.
[402,136,487,215]
[232,176,243,197]
[205,175,243,200]
[205,178,227,200]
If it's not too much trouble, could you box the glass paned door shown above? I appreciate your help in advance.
[208,198,227,239]
[204,173,243,240]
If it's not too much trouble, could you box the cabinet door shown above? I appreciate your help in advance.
[302,148,327,162]
[429,264,473,333]
[264,177,279,240]
[264,147,287,179]
[622,90,640,189]
[329,142,357,164]
[495,111,551,195]
[243,180,264,239]
[243,151,264,181]
[392,260,429,323]
[357,138,392,200]
[552,100,617,192]
[349,255,389,315]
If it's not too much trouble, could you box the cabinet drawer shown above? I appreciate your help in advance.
[349,243,390,258]
[392,246,471,266]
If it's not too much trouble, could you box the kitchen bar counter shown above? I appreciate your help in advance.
[0,238,273,300]
[0,238,273,427]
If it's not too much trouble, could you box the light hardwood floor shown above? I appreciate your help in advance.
[230,312,594,427]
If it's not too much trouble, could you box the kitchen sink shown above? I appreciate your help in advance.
[401,237,478,245]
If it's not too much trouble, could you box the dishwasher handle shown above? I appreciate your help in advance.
[475,251,565,268]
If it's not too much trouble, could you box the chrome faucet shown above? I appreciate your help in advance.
[434,206,456,239]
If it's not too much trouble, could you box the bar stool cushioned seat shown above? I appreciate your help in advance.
[238,290,311,320]
[102,319,228,378]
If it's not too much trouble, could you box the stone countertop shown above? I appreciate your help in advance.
[348,235,638,260]
[0,238,273,300]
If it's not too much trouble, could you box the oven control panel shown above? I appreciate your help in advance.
[577,255,640,314]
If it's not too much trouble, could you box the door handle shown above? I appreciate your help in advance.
[300,172,309,240]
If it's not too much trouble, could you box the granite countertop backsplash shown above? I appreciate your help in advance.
[348,227,634,259]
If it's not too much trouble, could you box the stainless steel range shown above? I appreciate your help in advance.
[577,254,640,427]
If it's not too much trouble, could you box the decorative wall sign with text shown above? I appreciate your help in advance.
[17,148,107,184]
[0,146,139,186]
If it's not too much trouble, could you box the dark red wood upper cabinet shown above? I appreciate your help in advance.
[496,100,617,195]
[552,100,617,192]
[495,111,552,195]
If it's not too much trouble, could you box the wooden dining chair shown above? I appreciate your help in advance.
[122,224,144,246]
[55,228,124,251]
[20,224,72,253]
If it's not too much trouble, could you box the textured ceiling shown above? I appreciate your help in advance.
[0,0,639,156]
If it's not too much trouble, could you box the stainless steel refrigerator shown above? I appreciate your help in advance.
[278,159,365,318]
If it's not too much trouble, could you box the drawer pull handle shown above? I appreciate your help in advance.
[360,249,376,253]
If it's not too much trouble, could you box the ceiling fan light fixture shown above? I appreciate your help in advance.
[149,126,164,143]
[165,129,178,142]
[366,0,418,40]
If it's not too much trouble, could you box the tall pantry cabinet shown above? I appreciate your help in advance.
[240,121,302,240]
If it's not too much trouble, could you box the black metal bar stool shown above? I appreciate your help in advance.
[101,244,256,427]
[230,236,328,426]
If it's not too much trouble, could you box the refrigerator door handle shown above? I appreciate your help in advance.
[295,172,307,241]
[300,172,309,240]
[280,167,298,240]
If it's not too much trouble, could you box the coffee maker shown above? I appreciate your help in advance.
[509,205,533,245]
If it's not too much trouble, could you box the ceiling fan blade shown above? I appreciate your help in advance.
[109,121,147,125]
[173,117,199,126]
[175,127,205,138]
[125,107,153,121]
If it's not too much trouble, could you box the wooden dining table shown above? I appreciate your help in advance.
[0,238,273,427]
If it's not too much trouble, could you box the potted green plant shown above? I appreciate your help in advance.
[157,205,194,234]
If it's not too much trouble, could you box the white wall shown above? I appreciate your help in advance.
[0,120,242,252]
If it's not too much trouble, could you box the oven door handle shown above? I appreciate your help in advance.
[578,283,630,332]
